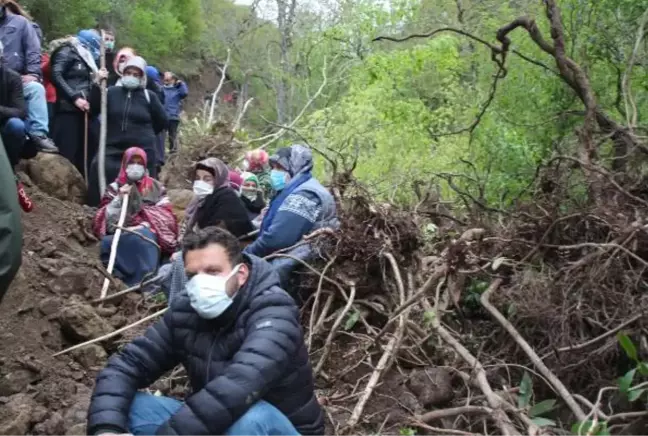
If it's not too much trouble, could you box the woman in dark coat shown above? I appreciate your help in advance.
[50,29,106,179]
[87,55,167,206]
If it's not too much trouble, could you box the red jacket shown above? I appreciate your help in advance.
[41,53,57,104]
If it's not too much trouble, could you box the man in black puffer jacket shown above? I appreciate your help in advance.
[87,227,324,436]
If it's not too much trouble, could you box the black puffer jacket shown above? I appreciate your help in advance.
[51,44,95,112]
[90,84,167,149]
[0,65,26,124]
[87,254,324,435]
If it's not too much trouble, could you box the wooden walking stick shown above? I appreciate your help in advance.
[100,192,129,299]
[83,110,89,185]
[97,30,108,196]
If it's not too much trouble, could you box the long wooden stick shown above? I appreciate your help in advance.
[83,111,88,185]
[52,308,168,357]
[100,193,129,299]
[97,30,108,196]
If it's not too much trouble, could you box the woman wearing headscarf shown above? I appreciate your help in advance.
[242,148,273,199]
[92,147,178,286]
[244,144,339,286]
[87,56,167,206]
[160,157,253,304]
[240,171,266,222]
[109,47,135,86]
[50,29,108,178]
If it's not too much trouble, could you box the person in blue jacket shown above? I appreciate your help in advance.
[162,71,188,153]
[244,144,339,287]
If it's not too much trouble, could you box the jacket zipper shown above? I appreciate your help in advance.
[121,91,131,132]
[205,335,218,385]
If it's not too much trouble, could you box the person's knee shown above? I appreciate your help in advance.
[23,81,46,99]
[3,118,26,138]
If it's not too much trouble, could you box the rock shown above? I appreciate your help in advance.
[71,345,107,369]
[0,393,36,434]
[109,314,128,328]
[39,297,62,316]
[407,367,454,408]
[25,153,86,204]
[33,412,65,435]
[66,423,86,435]
[0,369,40,396]
[58,300,114,341]
[63,389,91,434]
[49,267,89,296]
[95,305,118,317]
[167,188,194,222]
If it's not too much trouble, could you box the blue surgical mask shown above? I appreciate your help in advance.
[270,169,288,191]
[186,265,241,319]
[122,75,140,89]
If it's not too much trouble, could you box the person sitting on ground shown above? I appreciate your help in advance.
[162,71,188,153]
[0,134,22,304]
[228,168,243,195]
[242,148,273,198]
[92,147,178,287]
[50,29,108,179]
[87,55,167,206]
[160,158,254,304]
[0,39,34,212]
[0,1,58,153]
[241,171,266,223]
[87,226,325,436]
[244,144,339,287]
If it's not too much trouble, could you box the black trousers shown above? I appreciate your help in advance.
[167,120,180,152]
[51,111,97,180]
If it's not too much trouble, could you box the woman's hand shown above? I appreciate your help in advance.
[74,98,90,111]
[118,184,132,197]
[96,68,109,81]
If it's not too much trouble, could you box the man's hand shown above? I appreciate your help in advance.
[21,75,37,84]
[74,98,90,112]
[118,184,132,197]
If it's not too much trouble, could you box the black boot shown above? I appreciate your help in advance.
[29,134,59,154]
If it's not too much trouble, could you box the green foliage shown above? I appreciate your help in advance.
[616,333,648,403]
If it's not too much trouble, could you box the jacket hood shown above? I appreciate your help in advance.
[122,56,147,88]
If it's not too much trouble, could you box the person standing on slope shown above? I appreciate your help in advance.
[162,71,187,154]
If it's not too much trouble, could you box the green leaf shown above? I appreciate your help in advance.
[617,332,638,361]
[572,420,597,435]
[618,368,636,394]
[344,310,360,331]
[518,371,533,409]
[638,362,648,376]
[529,399,557,417]
[531,417,556,427]
[628,388,646,402]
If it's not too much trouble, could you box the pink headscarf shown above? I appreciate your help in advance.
[228,170,243,192]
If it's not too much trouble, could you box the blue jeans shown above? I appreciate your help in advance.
[128,392,301,435]
[23,81,49,136]
[1,117,26,167]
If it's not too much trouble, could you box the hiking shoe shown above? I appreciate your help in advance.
[16,182,33,212]
[30,134,59,154]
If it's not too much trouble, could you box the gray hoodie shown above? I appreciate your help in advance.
[0,9,41,78]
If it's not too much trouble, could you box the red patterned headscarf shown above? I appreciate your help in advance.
[116,147,154,195]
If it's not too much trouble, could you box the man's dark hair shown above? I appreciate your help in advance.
[182,226,243,265]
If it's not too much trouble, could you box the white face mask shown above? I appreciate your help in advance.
[186,265,241,319]
[242,189,257,201]
[193,180,213,198]
[126,163,145,181]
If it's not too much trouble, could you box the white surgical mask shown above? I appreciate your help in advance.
[186,265,241,319]
[193,180,213,198]
[122,75,140,89]
[125,163,145,181]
